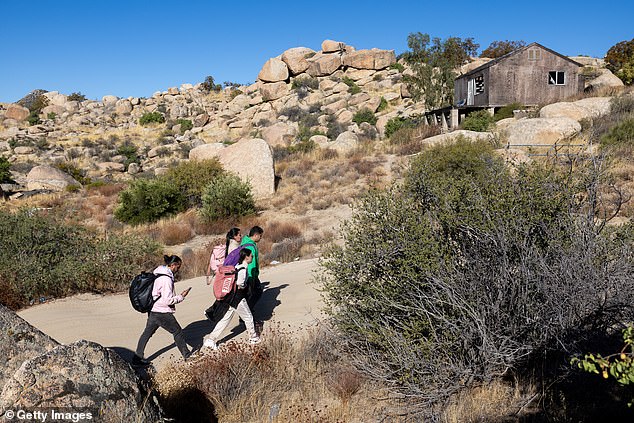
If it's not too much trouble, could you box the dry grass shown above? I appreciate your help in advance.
[177,243,214,280]
[441,379,539,423]
[154,324,395,423]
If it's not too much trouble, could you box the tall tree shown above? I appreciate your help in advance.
[605,38,634,85]
[402,32,479,109]
[480,40,526,58]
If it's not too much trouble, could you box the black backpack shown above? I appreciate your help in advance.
[129,272,169,313]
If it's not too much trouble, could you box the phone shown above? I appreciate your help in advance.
[184,287,192,294]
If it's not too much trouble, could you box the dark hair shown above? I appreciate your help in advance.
[248,225,264,237]
[238,247,252,264]
[225,227,241,256]
[164,255,182,265]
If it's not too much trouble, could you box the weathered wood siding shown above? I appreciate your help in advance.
[455,44,584,108]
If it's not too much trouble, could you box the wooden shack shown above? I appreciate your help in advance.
[454,42,584,109]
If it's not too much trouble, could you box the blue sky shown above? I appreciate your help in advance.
[1,0,632,103]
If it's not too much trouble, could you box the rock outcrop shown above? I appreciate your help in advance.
[0,340,161,422]
[539,97,612,121]
[502,117,582,146]
[26,165,81,191]
[0,304,59,391]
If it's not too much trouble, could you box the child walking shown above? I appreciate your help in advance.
[203,248,261,350]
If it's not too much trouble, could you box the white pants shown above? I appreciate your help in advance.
[208,298,257,342]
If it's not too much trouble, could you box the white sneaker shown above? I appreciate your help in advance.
[249,336,261,345]
[203,338,218,350]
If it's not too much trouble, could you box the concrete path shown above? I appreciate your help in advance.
[18,259,323,368]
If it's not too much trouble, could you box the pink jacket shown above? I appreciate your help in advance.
[151,265,183,313]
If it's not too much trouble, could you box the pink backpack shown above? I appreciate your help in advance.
[209,244,226,274]
[213,265,237,300]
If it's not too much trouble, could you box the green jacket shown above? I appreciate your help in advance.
[241,235,259,279]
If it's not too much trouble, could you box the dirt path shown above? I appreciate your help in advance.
[18,258,323,368]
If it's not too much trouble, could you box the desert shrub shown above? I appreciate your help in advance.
[176,118,193,133]
[114,178,186,225]
[0,156,14,184]
[0,210,159,309]
[55,161,91,185]
[390,63,405,72]
[291,77,319,90]
[47,112,56,120]
[606,38,634,85]
[384,116,416,138]
[352,108,377,125]
[601,118,634,148]
[318,138,634,415]
[610,94,634,115]
[326,115,347,140]
[377,97,388,112]
[462,109,495,131]
[342,76,361,94]
[139,111,166,125]
[200,173,255,221]
[67,92,87,102]
[116,141,140,169]
[26,112,40,126]
[494,102,524,121]
[163,159,224,208]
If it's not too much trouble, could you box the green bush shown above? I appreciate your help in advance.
[27,111,40,126]
[0,156,14,184]
[377,97,388,112]
[47,112,57,120]
[114,178,186,225]
[202,75,222,92]
[116,141,140,170]
[494,102,523,121]
[55,162,91,185]
[342,77,361,95]
[385,116,416,138]
[352,108,377,125]
[200,173,256,221]
[164,159,224,207]
[390,63,405,72]
[462,109,495,132]
[291,77,319,90]
[139,112,166,125]
[601,118,634,147]
[176,118,193,133]
[319,138,634,410]
[0,210,159,309]
[67,92,87,102]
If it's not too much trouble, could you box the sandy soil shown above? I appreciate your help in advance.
[18,258,323,368]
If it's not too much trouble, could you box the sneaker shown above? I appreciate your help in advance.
[132,355,151,366]
[248,336,261,345]
[203,338,218,350]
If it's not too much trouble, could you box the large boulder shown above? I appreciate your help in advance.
[0,340,161,422]
[260,82,290,101]
[217,138,275,199]
[330,131,359,152]
[261,122,297,147]
[115,99,133,115]
[503,117,581,146]
[4,104,30,121]
[281,47,315,75]
[188,143,226,161]
[0,305,59,391]
[423,130,495,147]
[539,98,612,121]
[307,53,342,77]
[258,58,289,83]
[321,39,345,53]
[342,49,396,70]
[26,165,81,191]
[586,69,624,91]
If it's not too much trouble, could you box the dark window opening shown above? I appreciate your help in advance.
[474,75,484,95]
[548,71,565,85]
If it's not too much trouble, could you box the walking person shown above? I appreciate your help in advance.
[202,248,261,350]
[206,227,242,286]
[133,255,192,365]
[241,226,264,311]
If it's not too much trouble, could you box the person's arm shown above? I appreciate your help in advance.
[236,267,248,289]
[154,276,184,307]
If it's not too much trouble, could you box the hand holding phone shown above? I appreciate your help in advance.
[182,287,192,297]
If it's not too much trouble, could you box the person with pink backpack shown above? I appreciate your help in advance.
[206,227,242,285]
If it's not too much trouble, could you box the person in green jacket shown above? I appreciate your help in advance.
[241,226,264,311]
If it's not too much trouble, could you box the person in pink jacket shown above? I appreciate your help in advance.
[133,255,191,365]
